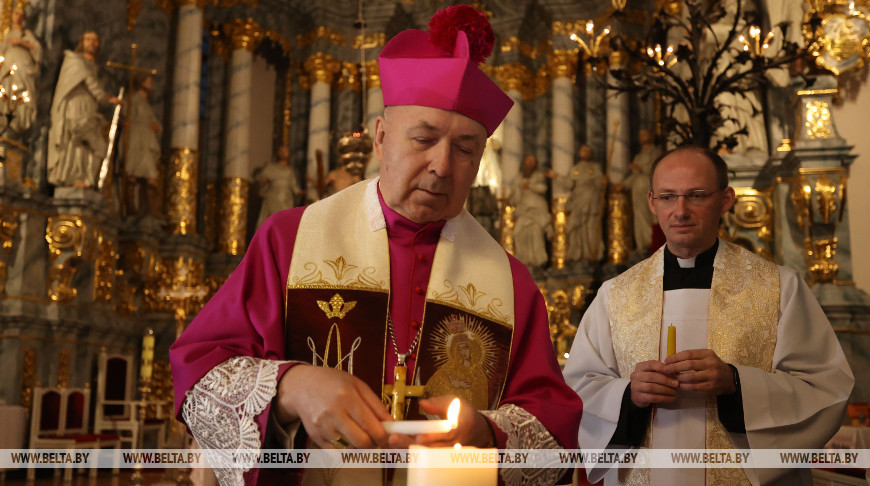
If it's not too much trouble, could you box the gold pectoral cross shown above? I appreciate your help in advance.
[382,354,425,420]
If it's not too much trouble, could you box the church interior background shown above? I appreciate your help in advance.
[1,0,870,481]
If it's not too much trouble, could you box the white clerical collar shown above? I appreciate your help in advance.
[677,256,696,268]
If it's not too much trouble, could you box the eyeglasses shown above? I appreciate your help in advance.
[650,189,723,205]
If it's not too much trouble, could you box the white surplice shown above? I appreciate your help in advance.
[563,259,854,486]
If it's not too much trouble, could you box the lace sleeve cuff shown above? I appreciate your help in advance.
[481,403,567,486]
[181,356,285,486]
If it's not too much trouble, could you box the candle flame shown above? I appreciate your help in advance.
[447,398,460,427]
[453,443,462,449]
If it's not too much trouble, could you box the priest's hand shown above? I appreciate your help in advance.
[664,349,737,396]
[386,396,494,449]
[274,364,391,449]
[629,360,679,408]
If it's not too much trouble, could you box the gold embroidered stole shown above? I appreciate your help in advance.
[285,180,516,416]
[608,241,779,485]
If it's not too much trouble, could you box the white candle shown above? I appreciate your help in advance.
[382,419,452,435]
[382,398,461,435]
[408,444,498,486]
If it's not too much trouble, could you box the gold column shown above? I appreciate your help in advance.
[364,60,381,90]
[551,197,568,269]
[93,231,117,304]
[166,148,199,235]
[500,204,515,254]
[0,205,19,295]
[606,189,632,265]
[218,178,250,255]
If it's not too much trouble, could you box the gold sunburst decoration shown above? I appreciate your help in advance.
[429,313,498,379]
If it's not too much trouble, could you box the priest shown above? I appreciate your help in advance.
[170,6,582,486]
[563,146,853,486]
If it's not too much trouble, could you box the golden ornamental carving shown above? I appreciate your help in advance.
[157,256,208,324]
[814,174,839,224]
[21,347,36,415]
[166,148,199,235]
[336,62,361,92]
[0,205,19,295]
[535,66,550,97]
[789,174,813,234]
[547,289,577,358]
[218,177,249,255]
[720,188,775,260]
[297,26,347,50]
[224,18,264,52]
[363,60,380,90]
[551,197,568,269]
[804,100,833,139]
[807,237,839,284]
[93,232,117,305]
[548,49,578,79]
[46,216,97,302]
[494,63,532,100]
[56,349,71,388]
[500,204,515,254]
[354,32,385,49]
[304,53,341,85]
[804,1,870,75]
[606,189,632,265]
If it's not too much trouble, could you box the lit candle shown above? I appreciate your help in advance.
[382,398,459,435]
[667,324,676,358]
[140,329,155,381]
[408,443,497,486]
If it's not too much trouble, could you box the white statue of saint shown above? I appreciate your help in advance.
[47,31,121,188]
[510,155,553,268]
[560,145,607,263]
[256,145,303,227]
[0,4,42,134]
[623,129,662,252]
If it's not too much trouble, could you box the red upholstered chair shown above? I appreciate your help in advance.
[94,351,166,449]
[28,387,119,481]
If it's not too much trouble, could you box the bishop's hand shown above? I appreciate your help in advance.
[629,360,679,408]
[664,349,737,396]
[275,364,391,449]
[387,396,494,449]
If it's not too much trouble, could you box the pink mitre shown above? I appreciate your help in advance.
[378,5,514,137]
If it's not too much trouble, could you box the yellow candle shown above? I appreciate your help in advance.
[667,324,676,358]
[140,330,155,381]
